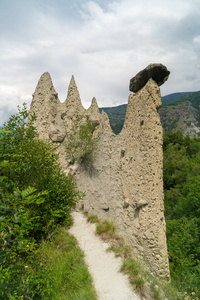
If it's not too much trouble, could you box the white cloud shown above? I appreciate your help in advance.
[0,0,200,125]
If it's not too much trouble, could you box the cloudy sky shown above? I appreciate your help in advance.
[0,0,200,125]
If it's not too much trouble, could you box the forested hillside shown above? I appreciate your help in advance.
[99,104,127,134]
[161,92,192,105]
[163,131,200,297]
[100,91,200,136]
[159,91,200,135]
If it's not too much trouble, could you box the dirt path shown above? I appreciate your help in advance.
[68,211,141,300]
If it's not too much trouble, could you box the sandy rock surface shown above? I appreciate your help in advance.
[68,211,141,300]
[30,72,170,279]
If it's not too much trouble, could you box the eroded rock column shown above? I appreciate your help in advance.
[121,78,170,280]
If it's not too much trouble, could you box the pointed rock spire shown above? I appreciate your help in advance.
[32,72,58,104]
[30,72,60,140]
[65,76,84,112]
[86,97,100,116]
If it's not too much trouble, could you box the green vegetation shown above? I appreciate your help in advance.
[160,91,200,133]
[0,104,96,299]
[99,104,127,134]
[1,228,97,300]
[163,131,200,297]
[33,228,97,300]
[87,214,131,258]
[162,115,180,132]
[96,220,116,239]
[65,118,98,165]
[107,242,131,258]
[163,91,200,109]
[3,100,200,298]
[161,92,192,105]
[87,214,100,223]
[121,258,145,293]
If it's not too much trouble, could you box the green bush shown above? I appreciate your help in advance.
[0,104,83,299]
[0,104,81,238]
[65,118,98,165]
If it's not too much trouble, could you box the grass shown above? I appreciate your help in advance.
[107,243,131,258]
[87,214,117,240]
[2,225,97,299]
[87,214,100,223]
[34,227,97,300]
[96,220,116,239]
[150,282,162,300]
[121,257,146,295]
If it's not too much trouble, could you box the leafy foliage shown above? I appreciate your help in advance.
[0,104,82,299]
[163,131,200,296]
[65,118,98,165]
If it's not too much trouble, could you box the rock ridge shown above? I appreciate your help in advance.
[29,66,170,280]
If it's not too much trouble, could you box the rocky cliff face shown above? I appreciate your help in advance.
[159,100,200,136]
[29,68,170,280]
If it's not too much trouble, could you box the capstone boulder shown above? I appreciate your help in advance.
[129,63,170,93]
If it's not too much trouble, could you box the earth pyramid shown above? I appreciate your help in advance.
[29,64,170,280]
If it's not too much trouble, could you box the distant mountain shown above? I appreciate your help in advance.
[161,92,193,105]
[159,91,200,136]
[100,91,200,136]
[99,104,127,134]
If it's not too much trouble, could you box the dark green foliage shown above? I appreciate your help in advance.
[163,131,200,296]
[161,92,193,105]
[164,91,200,109]
[0,104,82,299]
[112,122,124,135]
[99,104,127,134]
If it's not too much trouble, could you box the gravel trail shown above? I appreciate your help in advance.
[68,211,141,300]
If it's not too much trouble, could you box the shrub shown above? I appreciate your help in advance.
[0,104,81,240]
[65,118,98,165]
[0,104,83,299]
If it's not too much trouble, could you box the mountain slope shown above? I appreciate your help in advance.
[100,91,200,136]
[159,91,200,136]
[161,92,193,105]
[99,104,127,134]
